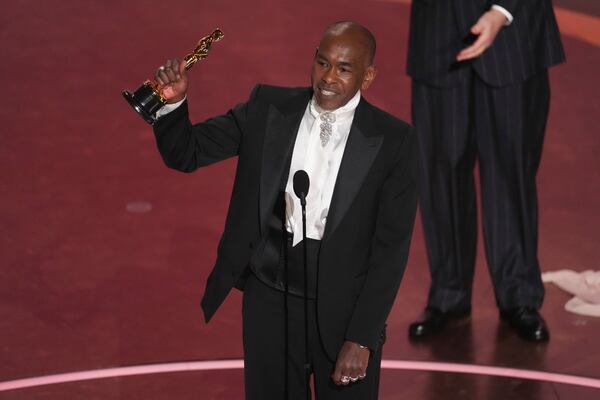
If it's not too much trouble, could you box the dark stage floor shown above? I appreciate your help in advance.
[1,0,599,399]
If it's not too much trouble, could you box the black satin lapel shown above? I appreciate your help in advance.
[259,105,303,234]
[323,124,383,242]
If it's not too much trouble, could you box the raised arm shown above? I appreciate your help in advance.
[151,59,258,172]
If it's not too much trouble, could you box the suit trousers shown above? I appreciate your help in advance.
[412,69,550,312]
[242,273,383,399]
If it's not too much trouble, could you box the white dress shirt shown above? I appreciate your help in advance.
[285,91,361,246]
[155,90,362,246]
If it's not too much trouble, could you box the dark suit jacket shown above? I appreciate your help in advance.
[407,0,565,87]
[153,85,418,360]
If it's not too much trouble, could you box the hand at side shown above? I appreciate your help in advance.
[331,341,370,385]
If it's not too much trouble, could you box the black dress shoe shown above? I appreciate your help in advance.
[500,307,550,342]
[408,307,470,338]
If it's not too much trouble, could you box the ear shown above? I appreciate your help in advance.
[361,65,377,90]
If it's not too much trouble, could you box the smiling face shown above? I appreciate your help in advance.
[311,26,377,111]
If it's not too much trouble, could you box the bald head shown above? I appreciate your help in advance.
[311,21,378,110]
[322,21,376,65]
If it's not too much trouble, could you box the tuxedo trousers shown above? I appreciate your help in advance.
[412,70,550,312]
[242,273,383,399]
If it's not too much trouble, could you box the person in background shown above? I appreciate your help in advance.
[406,0,565,342]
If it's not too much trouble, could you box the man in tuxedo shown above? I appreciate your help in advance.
[406,0,565,341]
[151,22,418,399]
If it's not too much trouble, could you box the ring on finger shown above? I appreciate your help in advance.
[350,376,359,382]
[340,376,350,384]
[358,373,366,379]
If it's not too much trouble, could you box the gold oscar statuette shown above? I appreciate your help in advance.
[122,28,225,125]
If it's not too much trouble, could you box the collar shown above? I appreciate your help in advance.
[309,90,361,122]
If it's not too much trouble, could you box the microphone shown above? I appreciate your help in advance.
[293,170,310,206]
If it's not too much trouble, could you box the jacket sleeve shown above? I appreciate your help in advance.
[152,85,260,172]
[345,127,419,351]
[493,0,524,16]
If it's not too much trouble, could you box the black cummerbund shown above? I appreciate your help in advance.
[250,192,321,298]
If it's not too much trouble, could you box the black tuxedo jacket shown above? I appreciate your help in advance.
[153,85,418,359]
[407,0,565,87]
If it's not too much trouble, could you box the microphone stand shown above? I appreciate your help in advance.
[293,170,311,399]
[283,202,289,400]
[299,190,310,400]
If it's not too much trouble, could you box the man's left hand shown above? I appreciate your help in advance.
[457,9,507,61]
[331,341,370,385]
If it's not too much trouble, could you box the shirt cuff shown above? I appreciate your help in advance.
[491,4,513,26]
[155,96,186,118]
